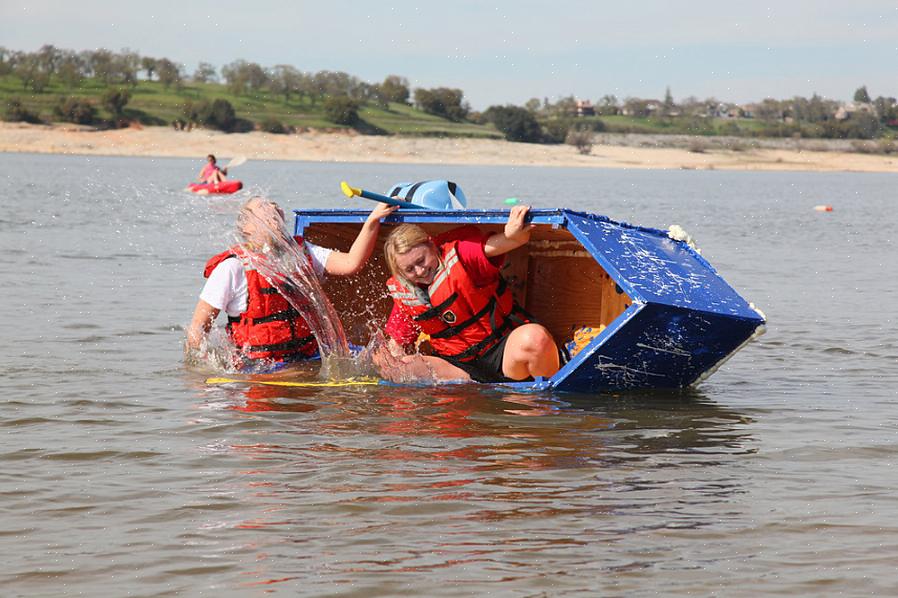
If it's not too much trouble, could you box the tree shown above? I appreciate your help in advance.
[413,87,469,121]
[181,99,211,127]
[844,112,881,139]
[379,75,410,104]
[269,64,302,101]
[549,95,577,118]
[116,50,141,86]
[323,94,359,125]
[597,94,619,116]
[102,87,131,118]
[54,96,97,124]
[193,62,218,83]
[244,62,269,93]
[209,98,236,131]
[524,98,542,114]
[156,58,182,90]
[141,57,157,81]
[36,44,61,76]
[222,60,269,95]
[754,98,785,122]
[221,60,247,95]
[622,97,652,118]
[0,47,13,76]
[88,49,116,84]
[662,86,676,116]
[873,96,897,125]
[482,105,542,142]
[57,51,84,89]
[14,53,49,93]
[853,85,871,103]
[4,97,42,123]
[566,124,593,154]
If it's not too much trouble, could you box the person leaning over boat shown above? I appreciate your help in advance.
[186,196,397,369]
[377,204,561,383]
[198,154,227,185]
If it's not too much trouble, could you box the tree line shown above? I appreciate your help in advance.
[2,45,896,145]
[0,45,472,131]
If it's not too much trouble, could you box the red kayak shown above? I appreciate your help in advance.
[186,180,244,195]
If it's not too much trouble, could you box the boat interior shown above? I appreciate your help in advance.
[302,221,634,348]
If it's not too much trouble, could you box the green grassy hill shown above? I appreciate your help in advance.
[0,75,504,138]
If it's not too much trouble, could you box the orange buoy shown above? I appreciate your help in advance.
[813,205,833,212]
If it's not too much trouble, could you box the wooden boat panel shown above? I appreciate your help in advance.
[303,221,631,347]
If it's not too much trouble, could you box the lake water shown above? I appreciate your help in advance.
[1,152,896,596]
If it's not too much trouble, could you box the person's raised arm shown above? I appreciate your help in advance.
[186,299,220,349]
[324,202,398,275]
[484,204,534,258]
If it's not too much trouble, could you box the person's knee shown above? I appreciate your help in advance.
[516,324,556,355]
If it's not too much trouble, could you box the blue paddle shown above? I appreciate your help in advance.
[340,181,426,209]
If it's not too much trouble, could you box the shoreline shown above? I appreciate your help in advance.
[2,122,898,173]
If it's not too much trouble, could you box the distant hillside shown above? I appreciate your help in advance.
[0,75,504,139]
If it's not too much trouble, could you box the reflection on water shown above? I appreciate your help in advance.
[184,382,759,590]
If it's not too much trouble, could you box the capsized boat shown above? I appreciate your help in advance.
[186,180,244,195]
[294,208,766,393]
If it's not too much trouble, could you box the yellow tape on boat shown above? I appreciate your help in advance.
[205,377,379,388]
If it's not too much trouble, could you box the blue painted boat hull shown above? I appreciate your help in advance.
[294,209,765,394]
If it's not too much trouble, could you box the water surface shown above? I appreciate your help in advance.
[1,153,896,596]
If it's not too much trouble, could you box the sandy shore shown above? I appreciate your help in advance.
[2,121,898,173]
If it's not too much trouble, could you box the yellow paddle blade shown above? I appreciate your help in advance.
[340,181,361,198]
[206,377,379,388]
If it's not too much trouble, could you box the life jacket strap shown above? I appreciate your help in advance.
[428,296,496,340]
[443,319,514,362]
[414,292,459,322]
[243,334,316,354]
[246,307,301,325]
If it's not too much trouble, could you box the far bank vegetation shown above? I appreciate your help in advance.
[2,45,896,154]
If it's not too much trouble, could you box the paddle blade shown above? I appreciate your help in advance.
[225,156,247,169]
[340,181,360,198]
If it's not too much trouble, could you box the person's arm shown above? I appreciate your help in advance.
[483,204,534,258]
[186,299,220,349]
[324,202,398,275]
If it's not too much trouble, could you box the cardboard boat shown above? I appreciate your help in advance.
[294,208,766,393]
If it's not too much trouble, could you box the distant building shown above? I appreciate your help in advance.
[575,99,595,117]
[834,102,876,121]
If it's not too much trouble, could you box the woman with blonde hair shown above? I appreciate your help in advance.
[379,205,560,383]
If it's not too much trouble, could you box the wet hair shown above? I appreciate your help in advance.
[237,196,279,239]
[207,154,216,162]
[383,224,434,278]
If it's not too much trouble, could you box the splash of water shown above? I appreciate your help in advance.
[230,202,361,379]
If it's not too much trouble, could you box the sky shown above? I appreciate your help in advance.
[2,1,896,110]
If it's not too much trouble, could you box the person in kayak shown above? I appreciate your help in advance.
[377,204,561,383]
[186,196,397,369]
[198,154,227,185]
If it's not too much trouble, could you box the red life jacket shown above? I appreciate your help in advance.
[386,240,527,362]
[204,238,318,362]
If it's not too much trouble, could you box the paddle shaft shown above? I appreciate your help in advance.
[356,188,426,209]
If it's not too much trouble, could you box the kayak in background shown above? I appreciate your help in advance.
[186,180,244,195]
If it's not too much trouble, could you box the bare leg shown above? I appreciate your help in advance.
[415,355,471,382]
[372,343,471,384]
[501,324,560,380]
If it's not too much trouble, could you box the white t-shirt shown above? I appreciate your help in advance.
[200,242,332,317]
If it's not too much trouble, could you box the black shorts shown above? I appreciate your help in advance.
[444,334,514,383]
